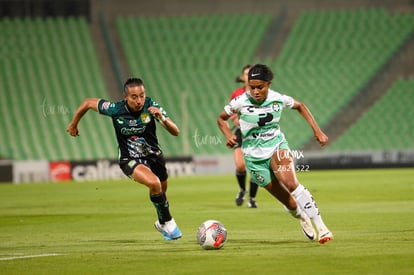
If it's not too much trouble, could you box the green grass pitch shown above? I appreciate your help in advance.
[0,168,413,274]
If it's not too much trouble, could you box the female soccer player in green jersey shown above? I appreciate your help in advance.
[217,64,333,244]
[67,77,182,241]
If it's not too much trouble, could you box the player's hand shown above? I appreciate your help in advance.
[315,131,328,146]
[66,123,79,137]
[225,135,238,148]
[148,106,164,121]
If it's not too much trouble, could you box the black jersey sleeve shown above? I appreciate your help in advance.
[97,99,121,117]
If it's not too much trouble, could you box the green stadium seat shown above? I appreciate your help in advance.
[116,14,273,156]
[329,78,414,151]
[268,9,414,149]
[0,17,117,160]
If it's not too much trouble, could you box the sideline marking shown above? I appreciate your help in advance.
[0,253,61,261]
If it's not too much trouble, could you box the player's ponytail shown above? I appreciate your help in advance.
[235,64,252,83]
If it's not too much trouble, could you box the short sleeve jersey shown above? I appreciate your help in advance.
[97,97,168,160]
[224,89,294,160]
[230,86,246,100]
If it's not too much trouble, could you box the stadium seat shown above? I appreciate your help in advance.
[270,9,414,149]
[0,17,117,160]
[329,78,414,151]
[116,14,273,156]
[115,10,414,154]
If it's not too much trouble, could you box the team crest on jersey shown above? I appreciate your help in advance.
[141,113,151,123]
[252,170,265,183]
[127,160,137,168]
[272,102,281,112]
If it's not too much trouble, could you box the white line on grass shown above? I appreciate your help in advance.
[0,253,62,261]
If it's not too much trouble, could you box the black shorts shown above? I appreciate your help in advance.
[119,153,168,182]
[233,127,242,149]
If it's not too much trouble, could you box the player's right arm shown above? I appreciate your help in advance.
[66,98,99,137]
[217,111,238,148]
[217,96,241,148]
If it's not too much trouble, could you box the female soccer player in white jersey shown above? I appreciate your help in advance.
[217,64,333,244]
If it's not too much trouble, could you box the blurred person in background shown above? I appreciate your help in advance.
[229,64,259,208]
[67,77,182,241]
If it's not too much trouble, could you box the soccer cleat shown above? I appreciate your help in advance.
[299,214,316,241]
[154,218,182,240]
[247,198,258,208]
[235,190,245,206]
[318,230,333,244]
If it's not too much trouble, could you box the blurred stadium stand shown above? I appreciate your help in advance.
[0,0,90,20]
[0,0,413,162]
[272,9,414,150]
[328,78,414,151]
[0,16,117,160]
[115,14,273,156]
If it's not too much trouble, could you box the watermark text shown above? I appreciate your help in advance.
[193,128,223,148]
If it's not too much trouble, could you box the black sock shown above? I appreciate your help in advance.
[249,179,258,198]
[150,192,172,224]
[235,170,246,191]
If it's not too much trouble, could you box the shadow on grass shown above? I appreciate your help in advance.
[83,237,316,254]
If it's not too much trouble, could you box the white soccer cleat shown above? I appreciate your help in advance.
[300,214,316,241]
[154,218,182,240]
[318,229,333,244]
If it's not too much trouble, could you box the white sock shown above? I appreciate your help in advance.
[291,184,328,233]
[284,205,303,219]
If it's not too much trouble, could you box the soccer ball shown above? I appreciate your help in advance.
[196,220,227,250]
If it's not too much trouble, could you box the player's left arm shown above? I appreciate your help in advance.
[291,99,328,146]
[148,106,180,136]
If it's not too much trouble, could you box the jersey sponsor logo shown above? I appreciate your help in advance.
[102,102,111,109]
[251,131,275,139]
[246,106,255,113]
[120,126,145,135]
[245,105,278,113]
[257,113,274,126]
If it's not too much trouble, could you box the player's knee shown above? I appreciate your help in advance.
[132,173,162,193]
[235,164,246,172]
[147,178,162,193]
[283,180,299,192]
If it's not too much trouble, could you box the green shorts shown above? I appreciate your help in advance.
[244,140,290,187]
